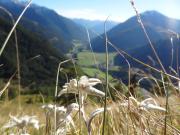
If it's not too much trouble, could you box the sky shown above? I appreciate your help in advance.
[32,0,180,22]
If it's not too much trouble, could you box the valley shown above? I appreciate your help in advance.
[0,1,180,135]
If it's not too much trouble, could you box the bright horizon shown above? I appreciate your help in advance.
[31,0,180,22]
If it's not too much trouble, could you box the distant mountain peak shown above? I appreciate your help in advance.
[0,0,27,5]
[142,10,166,18]
[1,0,18,3]
[91,10,180,52]
[143,10,161,14]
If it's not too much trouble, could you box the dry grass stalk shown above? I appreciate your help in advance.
[0,0,32,56]
[0,5,21,110]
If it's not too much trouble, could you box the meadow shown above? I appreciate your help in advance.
[77,51,117,82]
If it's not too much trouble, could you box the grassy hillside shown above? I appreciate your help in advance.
[77,51,119,82]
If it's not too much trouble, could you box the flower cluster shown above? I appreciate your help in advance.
[58,76,106,135]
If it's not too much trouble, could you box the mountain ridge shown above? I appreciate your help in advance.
[91,10,180,52]
[73,18,118,38]
[0,0,87,53]
[0,1,83,91]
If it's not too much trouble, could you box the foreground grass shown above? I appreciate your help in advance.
[0,94,179,135]
[0,95,45,134]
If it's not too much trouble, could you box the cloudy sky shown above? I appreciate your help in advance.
[32,0,180,22]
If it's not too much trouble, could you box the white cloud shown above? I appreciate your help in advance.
[57,8,121,22]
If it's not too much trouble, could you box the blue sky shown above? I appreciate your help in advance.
[32,0,180,22]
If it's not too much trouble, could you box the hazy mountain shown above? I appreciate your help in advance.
[73,19,104,28]
[73,18,118,36]
[0,0,87,53]
[91,11,180,52]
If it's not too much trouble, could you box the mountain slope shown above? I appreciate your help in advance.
[0,0,87,53]
[91,11,180,52]
[0,16,79,90]
[114,38,180,73]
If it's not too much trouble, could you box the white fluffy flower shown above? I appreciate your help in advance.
[42,103,79,116]
[3,115,39,130]
[58,76,104,98]
[42,104,66,113]
[56,76,105,134]
[139,98,166,112]
[42,103,79,132]
[120,97,166,112]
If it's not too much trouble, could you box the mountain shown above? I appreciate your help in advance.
[0,0,87,53]
[91,11,180,52]
[0,16,80,88]
[114,38,180,74]
[73,18,118,36]
[0,1,83,92]
[73,19,104,28]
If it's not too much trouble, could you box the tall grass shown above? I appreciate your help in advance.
[0,0,33,114]
[0,0,32,56]
[0,6,21,110]
[102,17,110,135]
[129,0,167,74]
[54,59,75,135]
[83,25,180,135]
